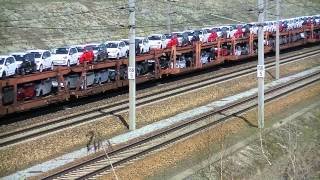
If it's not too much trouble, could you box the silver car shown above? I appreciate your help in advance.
[35,79,52,96]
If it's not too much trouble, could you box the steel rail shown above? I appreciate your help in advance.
[41,68,320,180]
[0,49,319,148]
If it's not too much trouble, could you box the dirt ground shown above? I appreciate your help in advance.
[97,82,320,180]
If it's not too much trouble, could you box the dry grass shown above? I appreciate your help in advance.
[0,58,319,176]
[1,0,320,53]
[97,81,320,180]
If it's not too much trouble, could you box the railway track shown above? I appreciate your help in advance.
[0,49,319,148]
[40,64,320,180]
[0,49,320,148]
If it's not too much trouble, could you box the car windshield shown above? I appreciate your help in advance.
[212,28,221,32]
[12,55,25,61]
[0,58,4,64]
[106,43,118,48]
[56,48,69,54]
[98,44,105,49]
[148,35,161,40]
[29,52,42,58]
[185,31,193,36]
[173,33,183,38]
[221,27,229,31]
[135,39,143,44]
[84,46,93,51]
[164,34,172,39]
[76,47,83,52]
[92,46,99,51]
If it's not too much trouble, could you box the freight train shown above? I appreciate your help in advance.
[0,16,320,116]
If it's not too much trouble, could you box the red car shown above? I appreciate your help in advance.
[233,26,243,38]
[17,83,36,101]
[79,46,94,64]
[167,35,178,48]
[208,32,218,42]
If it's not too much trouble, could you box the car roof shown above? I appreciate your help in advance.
[149,34,163,36]
[74,44,87,47]
[85,43,100,46]
[135,37,145,40]
[27,49,48,53]
[106,41,122,43]
[10,52,28,55]
[0,55,12,58]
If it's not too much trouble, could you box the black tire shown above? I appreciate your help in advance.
[21,69,25,75]
[1,72,6,79]
[33,66,37,73]
[39,65,44,72]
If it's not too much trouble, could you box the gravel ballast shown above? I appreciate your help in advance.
[98,82,320,180]
[0,57,320,177]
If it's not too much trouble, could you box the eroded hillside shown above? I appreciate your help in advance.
[0,0,319,53]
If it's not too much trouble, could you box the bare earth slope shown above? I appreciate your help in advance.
[0,0,319,53]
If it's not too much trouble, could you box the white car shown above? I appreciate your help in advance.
[35,78,52,96]
[105,41,128,59]
[52,47,79,66]
[120,39,130,53]
[0,55,17,78]
[10,52,29,70]
[27,49,53,72]
[183,30,194,41]
[219,25,236,38]
[171,55,186,69]
[75,44,86,59]
[148,34,167,49]
[136,37,151,53]
[193,29,210,42]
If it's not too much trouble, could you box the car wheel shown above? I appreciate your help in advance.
[160,45,163,49]
[21,68,25,75]
[51,63,54,70]
[39,65,44,72]
[2,72,6,79]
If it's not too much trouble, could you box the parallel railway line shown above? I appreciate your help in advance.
[41,62,320,180]
[0,48,319,148]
